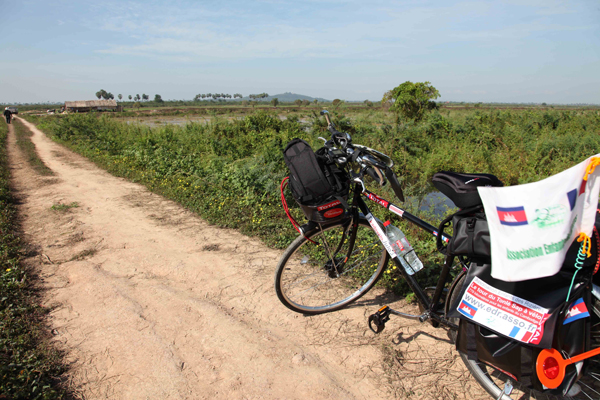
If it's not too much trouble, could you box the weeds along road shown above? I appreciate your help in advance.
[8,117,486,400]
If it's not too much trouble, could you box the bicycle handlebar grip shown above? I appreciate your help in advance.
[328,125,343,136]
[384,168,405,202]
[366,167,384,185]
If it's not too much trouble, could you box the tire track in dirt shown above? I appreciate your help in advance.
[9,117,488,400]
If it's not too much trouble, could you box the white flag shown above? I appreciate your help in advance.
[477,155,600,282]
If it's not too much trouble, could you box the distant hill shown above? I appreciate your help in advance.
[243,92,330,103]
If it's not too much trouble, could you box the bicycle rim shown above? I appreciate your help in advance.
[275,218,388,314]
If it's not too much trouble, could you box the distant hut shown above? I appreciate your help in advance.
[64,100,120,113]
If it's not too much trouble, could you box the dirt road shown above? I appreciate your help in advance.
[8,117,486,399]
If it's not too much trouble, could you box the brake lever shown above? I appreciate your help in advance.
[351,173,367,193]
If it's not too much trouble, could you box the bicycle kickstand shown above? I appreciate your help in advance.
[368,305,391,333]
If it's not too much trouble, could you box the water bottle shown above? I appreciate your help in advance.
[383,220,424,275]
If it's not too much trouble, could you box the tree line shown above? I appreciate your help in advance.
[96,90,163,103]
[193,93,243,101]
[94,81,441,119]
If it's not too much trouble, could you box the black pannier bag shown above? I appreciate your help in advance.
[438,206,491,258]
[283,138,349,223]
[434,171,503,259]
[450,210,600,395]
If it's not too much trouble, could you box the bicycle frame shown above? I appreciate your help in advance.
[345,182,460,329]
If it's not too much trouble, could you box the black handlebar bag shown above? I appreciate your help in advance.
[283,139,349,223]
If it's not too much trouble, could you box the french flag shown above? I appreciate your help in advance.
[509,326,534,343]
[564,298,590,325]
[458,301,477,318]
[497,206,528,226]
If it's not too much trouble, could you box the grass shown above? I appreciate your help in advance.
[50,202,79,212]
[12,119,54,176]
[0,122,67,399]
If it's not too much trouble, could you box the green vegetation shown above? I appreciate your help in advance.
[24,106,600,294]
[388,81,440,121]
[13,119,54,176]
[50,202,79,212]
[0,122,66,399]
[95,89,114,100]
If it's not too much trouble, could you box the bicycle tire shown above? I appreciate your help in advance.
[275,217,389,315]
[449,273,600,399]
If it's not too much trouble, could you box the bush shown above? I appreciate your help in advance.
[27,107,600,294]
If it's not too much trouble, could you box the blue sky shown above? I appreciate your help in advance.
[0,0,598,104]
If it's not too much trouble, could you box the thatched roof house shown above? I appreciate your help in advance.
[64,100,120,112]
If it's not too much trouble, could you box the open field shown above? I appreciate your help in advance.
[22,105,600,296]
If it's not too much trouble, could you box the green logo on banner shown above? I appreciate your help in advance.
[533,204,567,229]
[506,216,577,261]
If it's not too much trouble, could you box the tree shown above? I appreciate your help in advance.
[313,99,318,106]
[364,99,373,107]
[128,95,132,100]
[381,91,393,109]
[135,94,141,101]
[96,89,110,100]
[294,99,302,106]
[142,94,149,101]
[154,94,163,103]
[118,94,123,100]
[271,98,279,107]
[250,93,269,101]
[302,100,310,107]
[332,99,342,108]
[388,81,440,121]
[234,93,243,99]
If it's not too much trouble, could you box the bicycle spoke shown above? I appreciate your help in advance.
[275,219,386,313]
[579,381,600,396]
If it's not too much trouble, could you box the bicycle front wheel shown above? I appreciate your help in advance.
[275,217,389,315]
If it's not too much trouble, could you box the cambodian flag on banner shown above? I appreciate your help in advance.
[478,154,600,282]
[458,301,477,318]
[497,206,528,226]
[563,298,590,325]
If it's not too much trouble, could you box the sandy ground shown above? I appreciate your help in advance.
[7,117,489,400]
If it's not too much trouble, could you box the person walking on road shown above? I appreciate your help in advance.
[3,107,12,124]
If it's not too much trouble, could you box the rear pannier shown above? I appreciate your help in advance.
[283,138,349,223]
[433,171,503,259]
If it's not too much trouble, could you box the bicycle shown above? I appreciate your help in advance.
[275,111,600,399]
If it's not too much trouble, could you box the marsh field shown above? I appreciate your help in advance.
[22,104,600,296]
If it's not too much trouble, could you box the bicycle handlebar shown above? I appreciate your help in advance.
[319,110,405,202]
